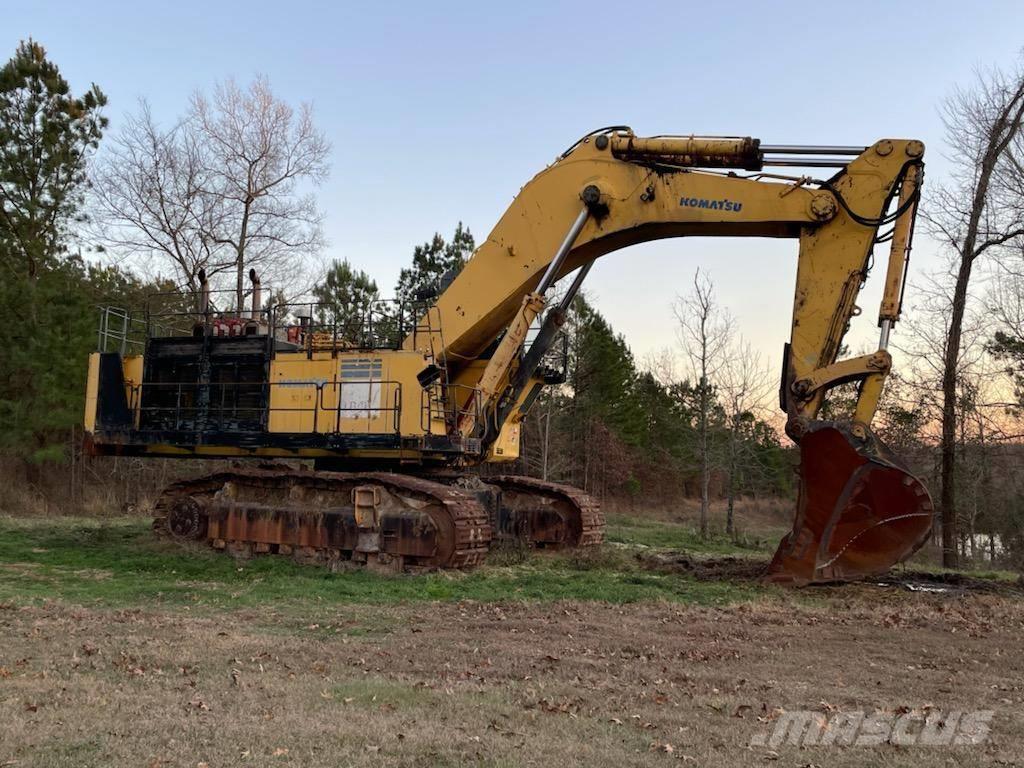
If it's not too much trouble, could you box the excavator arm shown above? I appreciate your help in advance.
[407,128,932,584]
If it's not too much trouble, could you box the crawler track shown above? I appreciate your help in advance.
[154,468,491,570]
[486,475,605,547]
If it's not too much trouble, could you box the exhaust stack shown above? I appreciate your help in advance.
[249,269,261,321]
[198,269,210,315]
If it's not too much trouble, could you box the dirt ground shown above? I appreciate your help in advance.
[2,584,1023,768]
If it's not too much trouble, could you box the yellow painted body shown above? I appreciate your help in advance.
[489,421,521,461]
[84,353,99,433]
[86,349,444,437]
[84,129,924,465]
[85,353,144,431]
[264,350,431,437]
[123,355,143,426]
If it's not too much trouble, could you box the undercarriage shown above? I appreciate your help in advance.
[155,468,604,571]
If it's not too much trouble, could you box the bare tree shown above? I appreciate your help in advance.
[718,336,773,537]
[92,77,329,306]
[192,77,329,309]
[922,60,1024,568]
[897,266,992,440]
[986,245,1024,382]
[674,270,733,538]
[521,390,573,482]
[91,101,229,293]
[899,258,1021,563]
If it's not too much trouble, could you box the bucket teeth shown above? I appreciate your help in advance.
[768,422,933,585]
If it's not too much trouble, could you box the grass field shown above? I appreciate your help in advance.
[1,512,1022,767]
[0,515,768,610]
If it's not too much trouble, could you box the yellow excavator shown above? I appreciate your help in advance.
[83,127,933,584]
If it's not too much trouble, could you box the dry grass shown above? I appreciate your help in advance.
[0,507,1021,766]
[1,590,1023,767]
[0,457,233,518]
[602,495,794,540]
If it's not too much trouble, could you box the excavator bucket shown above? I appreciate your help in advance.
[767,422,933,585]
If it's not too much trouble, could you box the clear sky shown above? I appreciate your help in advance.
[5,0,1024,370]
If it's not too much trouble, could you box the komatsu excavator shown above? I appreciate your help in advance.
[84,127,933,585]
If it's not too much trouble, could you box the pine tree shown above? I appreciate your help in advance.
[312,259,380,343]
[0,39,106,281]
[395,223,474,307]
[0,257,169,463]
[561,296,645,494]
[0,40,107,464]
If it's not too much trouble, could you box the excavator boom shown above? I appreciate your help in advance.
[406,128,931,584]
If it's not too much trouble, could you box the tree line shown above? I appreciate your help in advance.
[5,39,1024,566]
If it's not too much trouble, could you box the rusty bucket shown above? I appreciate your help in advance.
[767,422,934,585]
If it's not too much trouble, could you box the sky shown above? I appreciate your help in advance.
[5,0,1024,374]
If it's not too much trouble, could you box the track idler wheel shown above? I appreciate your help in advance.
[166,495,209,540]
[767,422,933,585]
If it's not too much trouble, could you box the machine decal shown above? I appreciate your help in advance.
[679,196,743,212]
